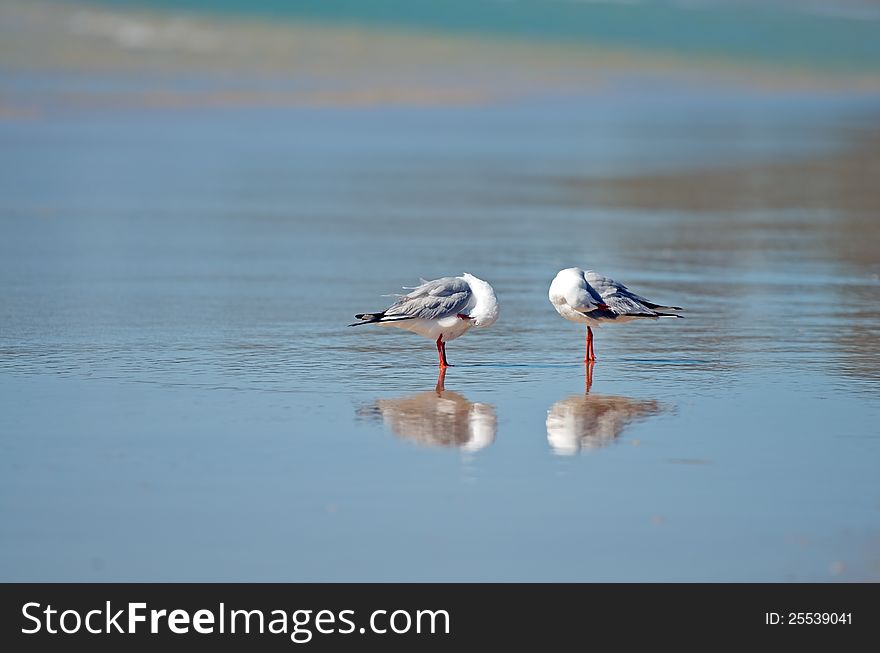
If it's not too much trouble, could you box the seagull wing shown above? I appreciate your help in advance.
[584,270,678,317]
[383,277,474,321]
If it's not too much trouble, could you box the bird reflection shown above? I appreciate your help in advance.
[360,368,497,451]
[546,362,664,455]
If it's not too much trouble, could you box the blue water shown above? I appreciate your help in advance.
[1,83,879,580]
[74,0,880,73]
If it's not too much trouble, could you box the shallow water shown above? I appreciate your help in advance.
[1,78,880,581]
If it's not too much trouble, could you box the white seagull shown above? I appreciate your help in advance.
[350,273,499,368]
[549,267,682,362]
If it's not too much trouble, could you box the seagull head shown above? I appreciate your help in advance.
[462,273,499,328]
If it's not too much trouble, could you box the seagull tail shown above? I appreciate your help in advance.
[349,312,385,326]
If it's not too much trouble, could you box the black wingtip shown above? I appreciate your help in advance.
[349,312,384,327]
[644,301,684,312]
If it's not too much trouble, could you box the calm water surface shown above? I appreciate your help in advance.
[1,88,879,581]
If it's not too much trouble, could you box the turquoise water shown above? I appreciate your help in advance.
[74,0,880,73]
[1,84,879,580]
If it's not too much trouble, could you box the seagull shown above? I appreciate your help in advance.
[549,267,682,362]
[350,273,499,368]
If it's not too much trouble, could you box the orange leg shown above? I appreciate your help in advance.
[436,336,450,368]
[584,326,596,363]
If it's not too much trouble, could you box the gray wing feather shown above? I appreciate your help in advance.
[383,277,472,320]
[601,293,656,316]
[584,270,658,316]
[584,271,651,302]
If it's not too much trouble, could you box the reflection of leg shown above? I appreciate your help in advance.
[435,366,447,393]
[585,360,595,393]
[436,336,450,368]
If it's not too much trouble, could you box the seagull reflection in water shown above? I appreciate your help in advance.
[359,368,497,452]
[546,362,665,455]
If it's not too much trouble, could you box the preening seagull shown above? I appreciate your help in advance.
[350,273,499,368]
[549,267,682,362]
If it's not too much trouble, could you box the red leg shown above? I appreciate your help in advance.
[584,327,588,363]
[585,360,595,393]
[436,336,450,368]
[589,327,596,361]
[584,326,596,363]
